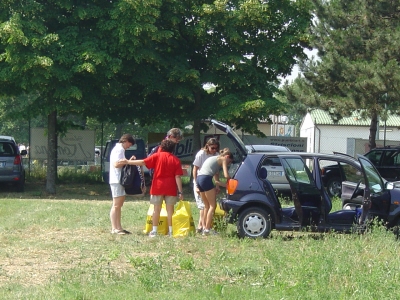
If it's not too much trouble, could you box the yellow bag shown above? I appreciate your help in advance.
[172,201,195,237]
[143,203,168,235]
[213,202,226,230]
[214,202,225,218]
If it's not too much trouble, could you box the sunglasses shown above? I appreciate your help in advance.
[210,146,218,150]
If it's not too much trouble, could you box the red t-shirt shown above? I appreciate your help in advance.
[144,152,183,196]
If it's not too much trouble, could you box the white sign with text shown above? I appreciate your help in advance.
[30,128,95,160]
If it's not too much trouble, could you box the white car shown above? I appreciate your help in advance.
[245,145,290,153]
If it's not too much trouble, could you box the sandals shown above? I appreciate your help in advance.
[111,229,132,235]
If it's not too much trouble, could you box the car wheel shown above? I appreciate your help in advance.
[343,203,358,210]
[237,207,271,238]
[327,177,341,197]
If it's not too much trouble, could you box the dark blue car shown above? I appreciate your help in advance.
[211,119,400,238]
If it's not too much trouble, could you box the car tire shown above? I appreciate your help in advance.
[327,177,341,197]
[343,203,358,210]
[237,207,271,238]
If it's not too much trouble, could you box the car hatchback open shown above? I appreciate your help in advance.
[211,120,400,238]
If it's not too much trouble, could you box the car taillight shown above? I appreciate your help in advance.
[227,179,238,195]
[14,155,21,165]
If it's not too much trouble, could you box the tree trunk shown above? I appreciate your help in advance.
[192,92,203,155]
[115,124,123,139]
[46,110,57,194]
[368,111,378,150]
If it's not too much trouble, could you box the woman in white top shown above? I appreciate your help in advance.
[196,148,233,235]
[109,134,136,235]
[192,138,220,233]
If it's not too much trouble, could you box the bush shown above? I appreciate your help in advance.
[27,164,103,184]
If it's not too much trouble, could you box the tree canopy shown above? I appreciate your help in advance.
[0,0,312,193]
[283,0,400,148]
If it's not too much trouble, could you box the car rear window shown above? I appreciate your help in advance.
[264,157,281,166]
[0,142,15,156]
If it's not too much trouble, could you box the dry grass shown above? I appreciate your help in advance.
[2,181,400,299]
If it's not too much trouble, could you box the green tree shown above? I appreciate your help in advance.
[283,0,400,149]
[101,0,312,152]
[0,0,311,194]
[0,1,125,193]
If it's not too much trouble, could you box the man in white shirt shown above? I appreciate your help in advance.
[109,134,136,235]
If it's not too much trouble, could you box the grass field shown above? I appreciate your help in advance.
[1,180,400,299]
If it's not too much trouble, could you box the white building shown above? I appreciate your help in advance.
[300,109,400,155]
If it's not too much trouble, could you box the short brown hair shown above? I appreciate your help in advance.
[119,134,135,145]
[160,139,176,153]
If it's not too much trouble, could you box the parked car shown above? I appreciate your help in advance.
[321,147,400,198]
[245,145,290,153]
[245,144,342,197]
[101,138,146,183]
[364,146,400,181]
[211,120,400,238]
[0,136,27,192]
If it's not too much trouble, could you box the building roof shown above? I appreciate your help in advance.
[310,109,400,127]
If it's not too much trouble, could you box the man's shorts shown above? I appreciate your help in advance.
[196,175,215,192]
[110,183,126,198]
[150,195,178,205]
[193,180,205,210]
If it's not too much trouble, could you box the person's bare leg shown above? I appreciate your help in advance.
[200,191,210,230]
[110,196,125,230]
[204,189,217,230]
[198,209,205,229]
[166,203,175,235]
[166,204,174,227]
[152,204,162,230]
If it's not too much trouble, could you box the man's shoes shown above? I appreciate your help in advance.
[149,231,157,238]
[196,227,203,234]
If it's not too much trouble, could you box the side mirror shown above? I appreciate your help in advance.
[386,181,400,190]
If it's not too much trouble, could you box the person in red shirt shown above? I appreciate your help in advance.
[126,139,183,237]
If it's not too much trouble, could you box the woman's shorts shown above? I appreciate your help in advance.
[196,175,215,192]
[110,183,126,198]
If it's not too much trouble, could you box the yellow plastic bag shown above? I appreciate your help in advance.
[213,202,226,230]
[172,201,195,237]
[143,203,168,235]
[214,202,226,218]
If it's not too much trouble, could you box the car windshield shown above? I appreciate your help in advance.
[358,156,384,193]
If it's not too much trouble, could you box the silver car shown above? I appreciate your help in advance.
[0,136,27,192]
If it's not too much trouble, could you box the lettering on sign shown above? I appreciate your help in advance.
[30,128,95,160]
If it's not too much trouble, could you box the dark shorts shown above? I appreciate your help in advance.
[196,175,215,192]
